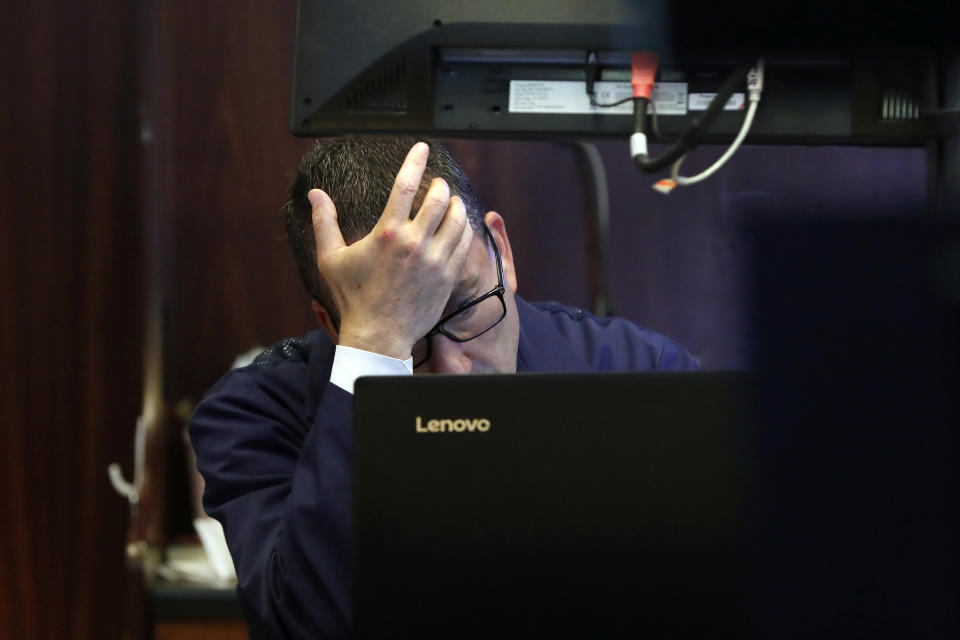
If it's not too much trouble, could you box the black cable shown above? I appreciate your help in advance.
[574,142,613,317]
[632,62,750,173]
[633,97,649,136]
[591,95,635,108]
[585,50,639,109]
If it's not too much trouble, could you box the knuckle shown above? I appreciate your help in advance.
[394,178,419,197]
[426,255,446,272]
[425,193,448,212]
[426,182,449,205]
[401,236,422,259]
[376,227,397,245]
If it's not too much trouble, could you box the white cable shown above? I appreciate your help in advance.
[671,99,759,185]
[659,57,765,191]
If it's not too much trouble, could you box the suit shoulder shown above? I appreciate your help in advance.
[204,333,324,396]
[528,300,699,370]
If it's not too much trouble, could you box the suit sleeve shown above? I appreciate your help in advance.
[190,368,356,640]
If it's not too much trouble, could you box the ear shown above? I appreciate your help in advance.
[484,211,518,294]
[311,300,340,344]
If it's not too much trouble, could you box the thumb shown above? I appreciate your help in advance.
[309,189,346,255]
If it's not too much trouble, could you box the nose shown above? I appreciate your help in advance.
[429,335,472,374]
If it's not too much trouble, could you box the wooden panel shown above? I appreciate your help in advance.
[0,1,143,639]
[144,1,315,539]
[154,621,247,640]
[159,1,317,405]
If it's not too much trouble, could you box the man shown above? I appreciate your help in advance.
[190,137,698,639]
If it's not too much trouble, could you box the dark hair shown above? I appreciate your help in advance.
[283,136,486,323]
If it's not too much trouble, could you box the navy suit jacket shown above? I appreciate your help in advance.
[190,298,698,639]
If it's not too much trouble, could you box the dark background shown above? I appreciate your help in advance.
[0,2,927,639]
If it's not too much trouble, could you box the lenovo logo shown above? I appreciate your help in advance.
[415,416,491,433]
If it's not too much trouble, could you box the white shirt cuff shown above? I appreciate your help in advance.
[329,344,413,394]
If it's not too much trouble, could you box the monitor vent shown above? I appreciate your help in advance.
[346,60,407,112]
[880,91,919,120]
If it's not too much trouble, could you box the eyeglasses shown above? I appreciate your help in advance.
[412,225,506,368]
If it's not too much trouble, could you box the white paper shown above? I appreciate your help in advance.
[194,516,237,583]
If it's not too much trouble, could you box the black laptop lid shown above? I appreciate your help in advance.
[354,371,749,639]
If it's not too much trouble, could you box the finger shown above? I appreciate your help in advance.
[309,189,346,255]
[410,177,450,237]
[431,195,468,255]
[380,141,429,227]
[447,210,476,273]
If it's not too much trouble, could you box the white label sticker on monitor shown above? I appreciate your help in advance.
[648,82,688,115]
[508,80,688,115]
[688,92,745,111]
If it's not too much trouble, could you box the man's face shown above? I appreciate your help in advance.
[414,213,519,375]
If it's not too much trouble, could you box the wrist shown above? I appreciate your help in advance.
[338,325,413,360]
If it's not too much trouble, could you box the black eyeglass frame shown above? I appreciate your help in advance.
[413,224,506,368]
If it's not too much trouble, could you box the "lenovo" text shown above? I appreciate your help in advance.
[415,416,491,433]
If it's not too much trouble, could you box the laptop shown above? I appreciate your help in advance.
[353,371,751,639]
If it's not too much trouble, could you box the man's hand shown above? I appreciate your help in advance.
[308,142,475,360]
